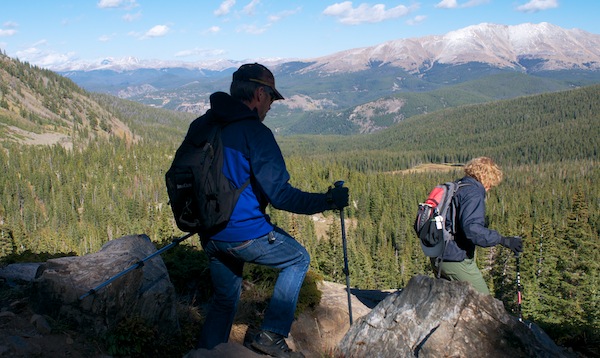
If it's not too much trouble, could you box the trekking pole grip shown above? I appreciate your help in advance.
[333,180,346,216]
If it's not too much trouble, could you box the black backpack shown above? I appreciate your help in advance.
[414,181,467,276]
[165,118,249,235]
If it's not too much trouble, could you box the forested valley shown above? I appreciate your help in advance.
[1,54,599,354]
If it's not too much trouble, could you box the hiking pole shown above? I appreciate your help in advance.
[79,232,195,300]
[515,252,523,322]
[334,180,353,325]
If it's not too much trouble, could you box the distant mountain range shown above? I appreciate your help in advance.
[299,22,600,73]
[57,22,600,74]
[59,22,600,135]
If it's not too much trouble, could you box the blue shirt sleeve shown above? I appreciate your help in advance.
[248,124,331,215]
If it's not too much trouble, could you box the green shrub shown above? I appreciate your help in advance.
[104,317,156,357]
[159,240,211,300]
[243,264,323,317]
[0,249,77,265]
[296,270,323,317]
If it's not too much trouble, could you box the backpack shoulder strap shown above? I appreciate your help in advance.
[452,180,471,202]
[437,181,460,216]
[447,179,472,235]
[209,115,252,191]
[456,179,470,188]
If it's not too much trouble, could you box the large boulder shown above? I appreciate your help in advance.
[338,275,572,358]
[185,280,381,357]
[0,262,42,283]
[31,234,178,335]
[291,280,381,355]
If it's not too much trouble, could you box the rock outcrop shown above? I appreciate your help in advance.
[291,280,385,356]
[338,275,572,358]
[30,234,178,335]
[1,240,573,357]
[186,280,381,357]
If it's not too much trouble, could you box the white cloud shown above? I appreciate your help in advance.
[0,29,17,37]
[97,0,138,10]
[98,0,122,8]
[174,48,226,58]
[243,0,261,15]
[237,24,270,35]
[141,25,170,39]
[323,2,415,25]
[435,0,458,8]
[407,15,427,25]
[215,0,236,16]
[1,21,18,36]
[98,34,112,42]
[15,46,78,68]
[31,39,48,47]
[203,26,221,34]
[436,0,489,9]
[123,11,142,22]
[462,0,490,7]
[268,7,301,23]
[516,0,558,12]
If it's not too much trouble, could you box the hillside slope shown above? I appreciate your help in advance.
[0,53,199,148]
[278,84,600,168]
[278,72,573,135]
[0,53,135,149]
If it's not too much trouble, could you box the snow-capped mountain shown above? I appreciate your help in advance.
[54,56,289,73]
[55,22,600,74]
[57,22,600,135]
[300,22,600,74]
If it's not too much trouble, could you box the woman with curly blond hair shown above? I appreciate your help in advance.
[434,156,522,294]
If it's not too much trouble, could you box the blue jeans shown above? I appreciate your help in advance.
[197,227,310,349]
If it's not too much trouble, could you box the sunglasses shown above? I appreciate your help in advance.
[263,86,276,103]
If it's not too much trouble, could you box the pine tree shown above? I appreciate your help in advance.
[563,190,600,330]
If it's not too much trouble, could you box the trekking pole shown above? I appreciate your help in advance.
[515,252,523,322]
[79,232,195,300]
[334,180,353,325]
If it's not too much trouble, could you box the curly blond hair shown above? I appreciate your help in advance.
[464,157,503,189]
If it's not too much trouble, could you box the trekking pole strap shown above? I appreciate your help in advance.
[435,256,443,279]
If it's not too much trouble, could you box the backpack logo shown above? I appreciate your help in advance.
[165,122,249,234]
[414,181,463,259]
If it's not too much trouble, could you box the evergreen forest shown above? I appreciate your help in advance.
[1,54,599,354]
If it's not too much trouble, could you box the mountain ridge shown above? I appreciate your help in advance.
[54,22,600,136]
[4,22,600,138]
[296,22,600,75]
[53,22,600,74]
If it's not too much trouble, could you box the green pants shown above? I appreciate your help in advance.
[432,258,490,295]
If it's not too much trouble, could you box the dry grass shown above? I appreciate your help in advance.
[386,163,464,175]
[310,213,357,241]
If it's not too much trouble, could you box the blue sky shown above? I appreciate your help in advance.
[1,0,597,70]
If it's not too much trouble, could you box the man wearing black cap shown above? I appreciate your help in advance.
[193,63,349,357]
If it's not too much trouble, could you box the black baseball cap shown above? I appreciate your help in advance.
[232,63,284,100]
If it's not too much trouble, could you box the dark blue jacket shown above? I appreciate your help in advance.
[186,92,332,242]
[443,176,503,262]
